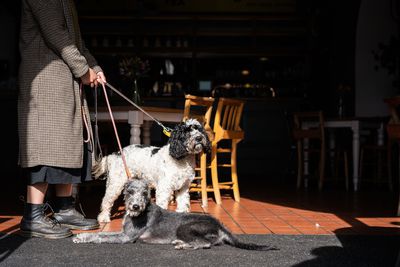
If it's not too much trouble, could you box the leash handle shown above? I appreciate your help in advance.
[105,82,172,137]
[100,82,132,180]
[80,83,91,144]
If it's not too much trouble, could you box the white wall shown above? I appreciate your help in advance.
[355,0,398,117]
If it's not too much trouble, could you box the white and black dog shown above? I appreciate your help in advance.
[73,179,277,251]
[93,119,211,223]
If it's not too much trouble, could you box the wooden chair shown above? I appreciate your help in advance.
[183,94,215,207]
[358,122,390,190]
[293,111,326,190]
[384,96,400,215]
[210,98,245,204]
[292,111,349,190]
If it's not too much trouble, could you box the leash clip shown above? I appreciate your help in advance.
[163,127,172,137]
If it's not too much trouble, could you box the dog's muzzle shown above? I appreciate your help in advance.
[126,201,146,217]
[193,135,206,153]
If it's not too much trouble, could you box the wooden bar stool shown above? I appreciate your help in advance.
[183,94,215,207]
[210,98,245,203]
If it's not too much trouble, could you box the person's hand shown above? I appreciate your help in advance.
[80,68,98,88]
[96,71,107,85]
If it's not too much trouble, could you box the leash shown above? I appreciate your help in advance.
[105,82,172,137]
[100,82,132,180]
[93,85,103,161]
[91,81,175,180]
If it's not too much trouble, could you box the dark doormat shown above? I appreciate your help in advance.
[0,234,399,267]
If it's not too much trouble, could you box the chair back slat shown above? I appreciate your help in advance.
[213,98,245,142]
[384,96,400,124]
[183,94,215,140]
[384,96,400,141]
[227,105,236,130]
[292,111,325,142]
[387,124,400,139]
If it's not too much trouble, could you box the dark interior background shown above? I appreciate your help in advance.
[1,0,399,198]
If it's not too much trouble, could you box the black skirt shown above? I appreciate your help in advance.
[24,143,92,185]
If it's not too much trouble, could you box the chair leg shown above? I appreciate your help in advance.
[388,142,393,193]
[296,141,303,189]
[359,148,364,181]
[397,168,400,216]
[377,149,383,184]
[231,140,240,202]
[210,144,222,205]
[200,153,208,208]
[318,143,325,191]
[385,145,393,192]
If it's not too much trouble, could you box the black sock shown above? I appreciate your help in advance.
[54,196,74,211]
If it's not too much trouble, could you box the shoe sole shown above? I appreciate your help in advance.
[19,230,72,239]
[61,224,100,230]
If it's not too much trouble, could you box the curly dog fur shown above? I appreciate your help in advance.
[93,119,211,223]
[73,179,277,251]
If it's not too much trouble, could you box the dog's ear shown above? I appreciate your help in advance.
[168,123,189,159]
[123,181,132,198]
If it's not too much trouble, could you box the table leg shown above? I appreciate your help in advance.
[377,122,384,146]
[329,130,336,174]
[128,110,143,145]
[352,125,360,191]
[130,124,141,144]
[142,121,152,145]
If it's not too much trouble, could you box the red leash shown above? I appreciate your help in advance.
[100,82,132,180]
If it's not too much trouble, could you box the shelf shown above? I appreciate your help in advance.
[89,47,307,58]
[80,14,306,22]
[80,13,311,97]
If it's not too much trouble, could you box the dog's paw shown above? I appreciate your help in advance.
[172,239,184,245]
[175,206,190,213]
[97,212,111,223]
[174,242,193,250]
[72,233,90,243]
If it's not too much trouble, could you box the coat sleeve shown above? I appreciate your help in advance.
[27,0,89,78]
[81,41,103,74]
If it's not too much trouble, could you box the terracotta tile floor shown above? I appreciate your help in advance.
[1,180,400,236]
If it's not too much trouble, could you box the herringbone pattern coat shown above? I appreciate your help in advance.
[18,0,102,168]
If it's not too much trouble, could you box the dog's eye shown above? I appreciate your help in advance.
[192,125,199,130]
[143,191,147,196]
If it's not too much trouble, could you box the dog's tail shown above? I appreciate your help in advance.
[221,229,278,251]
[92,156,108,180]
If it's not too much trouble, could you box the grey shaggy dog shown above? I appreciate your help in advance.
[73,179,277,251]
[93,119,211,223]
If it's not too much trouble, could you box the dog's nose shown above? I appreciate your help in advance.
[132,204,140,210]
[195,136,203,142]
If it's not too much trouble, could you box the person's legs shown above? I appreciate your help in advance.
[27,183,48,204]
[55,184,73,197]
[53,183,99,230]
[20,183,72,239]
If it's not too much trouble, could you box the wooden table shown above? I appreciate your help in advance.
[92,106,183,145]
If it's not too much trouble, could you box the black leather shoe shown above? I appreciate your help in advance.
[19,203,72,239]
[53,196,99,230]
[53,208,100,230]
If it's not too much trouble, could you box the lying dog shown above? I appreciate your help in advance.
[73,179,277,251]
[93,119,211,223]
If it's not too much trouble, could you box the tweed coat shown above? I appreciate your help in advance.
[18,0,102,168]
